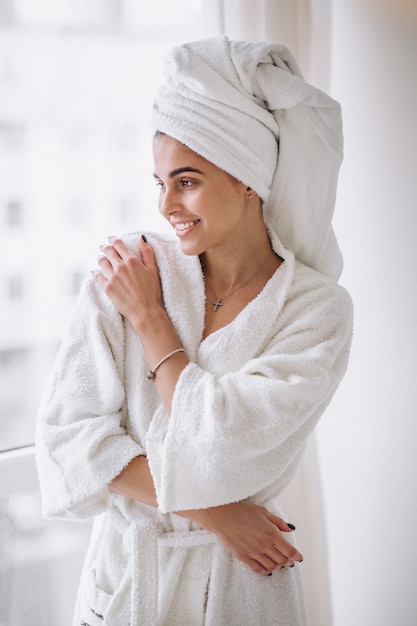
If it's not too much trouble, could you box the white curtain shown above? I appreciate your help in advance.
[203,2,334,624]
[205,0,332,88]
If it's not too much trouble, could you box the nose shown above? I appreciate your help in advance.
[158,186,181,219]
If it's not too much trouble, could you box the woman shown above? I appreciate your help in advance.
[36,37,352,625]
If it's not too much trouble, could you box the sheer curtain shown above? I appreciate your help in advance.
[204,3,334,625]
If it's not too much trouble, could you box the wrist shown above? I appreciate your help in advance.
[131,306,170,338]
[175,507,213,530]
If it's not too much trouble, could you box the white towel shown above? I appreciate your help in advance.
[152,36,344,280]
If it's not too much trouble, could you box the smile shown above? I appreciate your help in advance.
[174,220,200,232]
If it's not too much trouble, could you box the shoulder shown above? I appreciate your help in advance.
[122,230,177,256]
[279,259,353,339]
[295,259,351,304]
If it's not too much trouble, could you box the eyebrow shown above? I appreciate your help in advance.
[153,166,204,179]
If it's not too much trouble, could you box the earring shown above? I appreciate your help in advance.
[248,194,253,200]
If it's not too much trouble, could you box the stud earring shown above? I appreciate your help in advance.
[248,194,253,200]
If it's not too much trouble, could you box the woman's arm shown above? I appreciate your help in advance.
[110,455,302,575]
[94,235,188,413]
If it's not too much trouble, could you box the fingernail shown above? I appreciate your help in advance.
[108,236,117,243]
[299,559,303,563]
[142,234,147,243]
[99,244,106,251]
[290,564,295,568]
[287,523,296,530]
[267,573,272,576]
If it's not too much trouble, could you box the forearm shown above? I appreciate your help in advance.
[131,309,189,415]
[109,456,302,575]
[109,455,205,525]
[109,455,230,531]
[110,455,158,507]
[94,236,189,415]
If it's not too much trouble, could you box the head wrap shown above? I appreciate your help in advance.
[152,36,344,279]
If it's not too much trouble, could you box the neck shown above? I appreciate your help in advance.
[200,225,276,293]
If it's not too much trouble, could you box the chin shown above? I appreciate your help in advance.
[177,240,206,257]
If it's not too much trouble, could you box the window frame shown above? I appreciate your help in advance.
[0,445,37,498]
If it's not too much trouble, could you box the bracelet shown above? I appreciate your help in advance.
[146,348,186,381]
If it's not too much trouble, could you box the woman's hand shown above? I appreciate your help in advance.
[94,235,188,413]
[110,458,302,576]
[181,500,303,576]
[93,235,163,327]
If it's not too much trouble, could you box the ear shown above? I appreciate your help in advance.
[246,187,255,201]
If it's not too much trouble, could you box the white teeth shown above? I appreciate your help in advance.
[176,221,198,231]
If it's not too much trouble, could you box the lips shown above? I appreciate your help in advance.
[173,220,200,233]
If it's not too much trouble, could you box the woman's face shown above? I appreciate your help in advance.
[153,134,252,257]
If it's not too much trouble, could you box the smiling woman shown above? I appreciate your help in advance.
[36,35,352,625]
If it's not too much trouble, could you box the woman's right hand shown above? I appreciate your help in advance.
[180,500,303,576]
[110,457,302,576]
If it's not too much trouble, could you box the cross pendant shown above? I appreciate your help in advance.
[212,299,223,312]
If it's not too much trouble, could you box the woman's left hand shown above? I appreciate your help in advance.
[93,236,164,326]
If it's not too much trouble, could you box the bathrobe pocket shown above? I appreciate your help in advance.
[78,567,112,625]
[78,518,132,626]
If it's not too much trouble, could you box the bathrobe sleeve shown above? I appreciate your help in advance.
[36,277,145,520]
[146,275,353,513]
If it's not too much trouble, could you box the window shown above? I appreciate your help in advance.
[0,0,205,453]
[0,448,92,625]
[0,121,26,150]
[6,199,23,227]
[8,274,24,300]
[0,0,205,621]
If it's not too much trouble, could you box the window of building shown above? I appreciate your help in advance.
[8,275,24,300]
[0,0,205,620]
[6,199,23,228]
[0,121,26,151]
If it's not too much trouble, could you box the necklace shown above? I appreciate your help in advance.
[203,257,270,312]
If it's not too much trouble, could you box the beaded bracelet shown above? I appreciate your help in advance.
[146,348,186,381]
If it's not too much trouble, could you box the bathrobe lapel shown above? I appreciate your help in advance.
[151,229,294,375]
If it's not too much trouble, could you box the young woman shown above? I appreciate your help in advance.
[36,37,352,625]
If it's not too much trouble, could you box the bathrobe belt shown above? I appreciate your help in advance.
[103,509,218,626]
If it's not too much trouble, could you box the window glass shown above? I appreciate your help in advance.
[0,486,91,624]
[0,0,205,452]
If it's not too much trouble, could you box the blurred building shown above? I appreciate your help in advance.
[0,0,202,450]
[0,2,203,623]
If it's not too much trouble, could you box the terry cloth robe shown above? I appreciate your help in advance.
[36,229,353,626]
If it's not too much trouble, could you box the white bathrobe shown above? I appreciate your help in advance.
[36,229,352,626]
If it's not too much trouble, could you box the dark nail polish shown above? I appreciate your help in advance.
[290,564,295,568]
[142,234,147,243]
[287,523,296,530]
[267,573,272,576]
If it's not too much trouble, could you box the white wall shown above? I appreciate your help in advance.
[317,1,417,624]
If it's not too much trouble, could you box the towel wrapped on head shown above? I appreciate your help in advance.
[152,35,344,280]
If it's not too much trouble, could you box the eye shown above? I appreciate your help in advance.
[179,179,194,188]
[154,179,165,190]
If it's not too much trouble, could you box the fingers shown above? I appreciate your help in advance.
[266,511,296,533]
[139,233,157,269]
[238,549,301,577]
[95,234,147,280]
[269,536,303,565]
[107,235,132,259]
[228,524,302,576]
[96,237,132,281]
[98,234,156,273]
